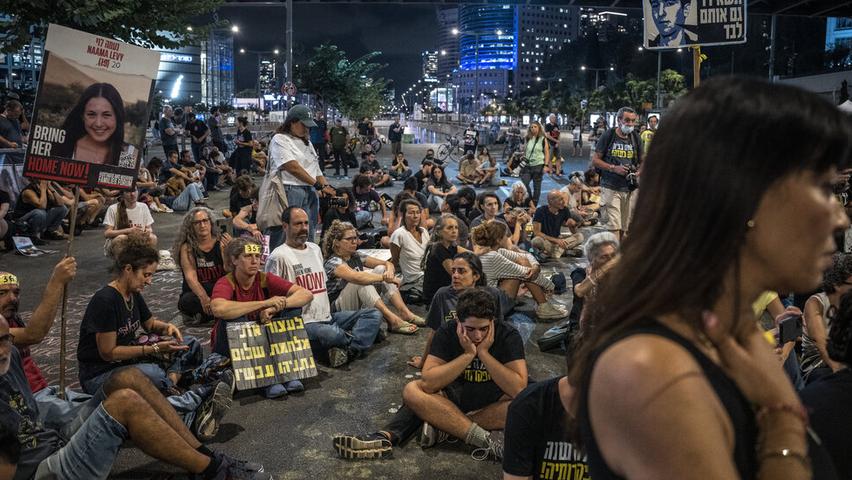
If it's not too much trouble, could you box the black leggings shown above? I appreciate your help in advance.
[521,164,545,206]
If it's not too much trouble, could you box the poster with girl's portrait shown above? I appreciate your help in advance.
[23,24,160,189]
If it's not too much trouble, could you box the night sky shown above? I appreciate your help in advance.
[220,4,440,96]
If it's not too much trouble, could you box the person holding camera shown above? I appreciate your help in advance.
[520,121,550,207]
[321,188,357,241]
[591,106,644,241]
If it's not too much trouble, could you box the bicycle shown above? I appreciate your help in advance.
[350,134,383,155]
[437,134,464,163]
[501,133,523,164]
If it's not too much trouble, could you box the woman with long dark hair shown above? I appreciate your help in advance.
[570,77,852,479]
[425,164,456,213]
[55,83,132,166]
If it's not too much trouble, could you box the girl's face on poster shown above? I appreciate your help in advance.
[83,96,116,143]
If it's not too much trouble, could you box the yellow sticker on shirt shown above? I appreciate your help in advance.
[244,244,261,255]
[0,274,18,286]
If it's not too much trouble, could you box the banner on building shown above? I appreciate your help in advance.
[226,315,318,391]
[643,0,747,50]
[23,24,159,188]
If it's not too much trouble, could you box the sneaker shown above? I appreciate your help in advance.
[471,434,504,461]
[148,203,161,213]
[535,302,568,321]
[283,379,304,393]
[565,248,583,258]
[202,455,271,480]
[194,373,233,441]
[332,432,393,460]
[211,452,265,476]
[419,421,449,449]
[219,369,237,395]
[162,206,175,213]
[328,347,348,368]
[264,383,287,399]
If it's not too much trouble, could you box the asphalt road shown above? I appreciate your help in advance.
[3,133,595,479]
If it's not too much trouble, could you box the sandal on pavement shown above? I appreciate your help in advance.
[408,315,426,327]
[388,321,419,335]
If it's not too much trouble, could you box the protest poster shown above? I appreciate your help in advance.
[226,315,318,391]
[643,0,747,50]
[23,24,160,189]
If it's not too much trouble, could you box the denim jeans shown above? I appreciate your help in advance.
[170,183,204,211]
[35,390,128,480]
[521,164,545,206]
[285,185,319,242]
[304,308,382,355]
[19,206,68,235]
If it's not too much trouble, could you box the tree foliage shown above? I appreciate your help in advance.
[295,44,389,119]
[0,0,224,53]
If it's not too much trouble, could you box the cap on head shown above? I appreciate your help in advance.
[286,105,317,128]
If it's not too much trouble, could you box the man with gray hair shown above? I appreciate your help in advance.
[591,106,643,241]
[159,105,179,158]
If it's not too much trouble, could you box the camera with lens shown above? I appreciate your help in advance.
[329,196,348,208]
[625,165,640,191]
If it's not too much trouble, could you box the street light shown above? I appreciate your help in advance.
[231,25,239,33]
[638,45,664,108]
[240,48,281,111]
[581,65,612,89]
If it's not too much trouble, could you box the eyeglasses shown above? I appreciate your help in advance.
[0,333,14,346]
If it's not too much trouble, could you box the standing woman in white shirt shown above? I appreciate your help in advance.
[267,105,335,248]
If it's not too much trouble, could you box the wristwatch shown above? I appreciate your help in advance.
[313,181,323,191]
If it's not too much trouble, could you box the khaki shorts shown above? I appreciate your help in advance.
[600,188,636,232]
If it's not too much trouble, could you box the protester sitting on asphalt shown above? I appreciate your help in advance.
[2,258,76,395]
[800,290,852,479]
[413,158,434,192]
[266,207,382,369]
[389,177,432,236]
[477,146,499,186]
[421,214,469,301]
[570,232,619,326]
[470,193,507,230]
[801,253,852,384]
[207,145,236,186]
[210,237,315,399]
[321,187,357,242]
[323,220,423,335]
[458,153,483,186]
[159,150,206,212]
[426,164,457,213]
[503,373,588,479]
[12,179,68,245]
[332,288,523,461]
[352,174,388,229]
[502,181,536,217]
[1,314,269,479]
[251,140,268,175]
[50,182,102,234]
[103,189,157,256]
[228,174,254,218]
[389,152,412,180]
[500,207,532,252]
[531,190,585,259]
[174,207,230,326]
[471,221,566,321]
[76,236,236,441]
[412,252,510,369]
[390,199,430,296]
[137,160,171,213]
[360,152,392,188]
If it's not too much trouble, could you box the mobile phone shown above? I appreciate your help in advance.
[778,313,803,345]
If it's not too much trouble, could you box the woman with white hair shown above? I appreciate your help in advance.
[502,181,536,217]
[570,232,619,325]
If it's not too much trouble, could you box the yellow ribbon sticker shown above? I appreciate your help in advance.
[244,244,262,255]
[0,274,18,286]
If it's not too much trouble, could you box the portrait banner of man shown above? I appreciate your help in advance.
[23,24,160,189]
[643,0,747,50]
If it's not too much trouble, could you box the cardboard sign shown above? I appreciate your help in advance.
[226,315,318,391]
[643,0,746,50]
[23,24,160,188]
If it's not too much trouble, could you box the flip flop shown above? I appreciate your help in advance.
[408,315,427,327]
[389,320,419,335]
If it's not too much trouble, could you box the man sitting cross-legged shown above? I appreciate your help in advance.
[0,314,269,480]
[333,288,526,461]
[265,207,382,368]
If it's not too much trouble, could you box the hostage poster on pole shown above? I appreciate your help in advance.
[643,0,747,50]
[23,24,159,189]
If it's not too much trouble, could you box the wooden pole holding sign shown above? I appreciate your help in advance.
[57,186,81,399]
[693,46,701,88]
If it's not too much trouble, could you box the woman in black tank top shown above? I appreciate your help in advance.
[174,207,228,324]
[567,78,852,479]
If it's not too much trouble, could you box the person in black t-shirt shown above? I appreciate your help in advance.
[503,376,589,479]
[421,214,467,301]
[321,188,357,242]
[413,159,434,193]
[333,288,525,461]
[188,115,209,163]
[352,174,387,228]
[531,190,584,259]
